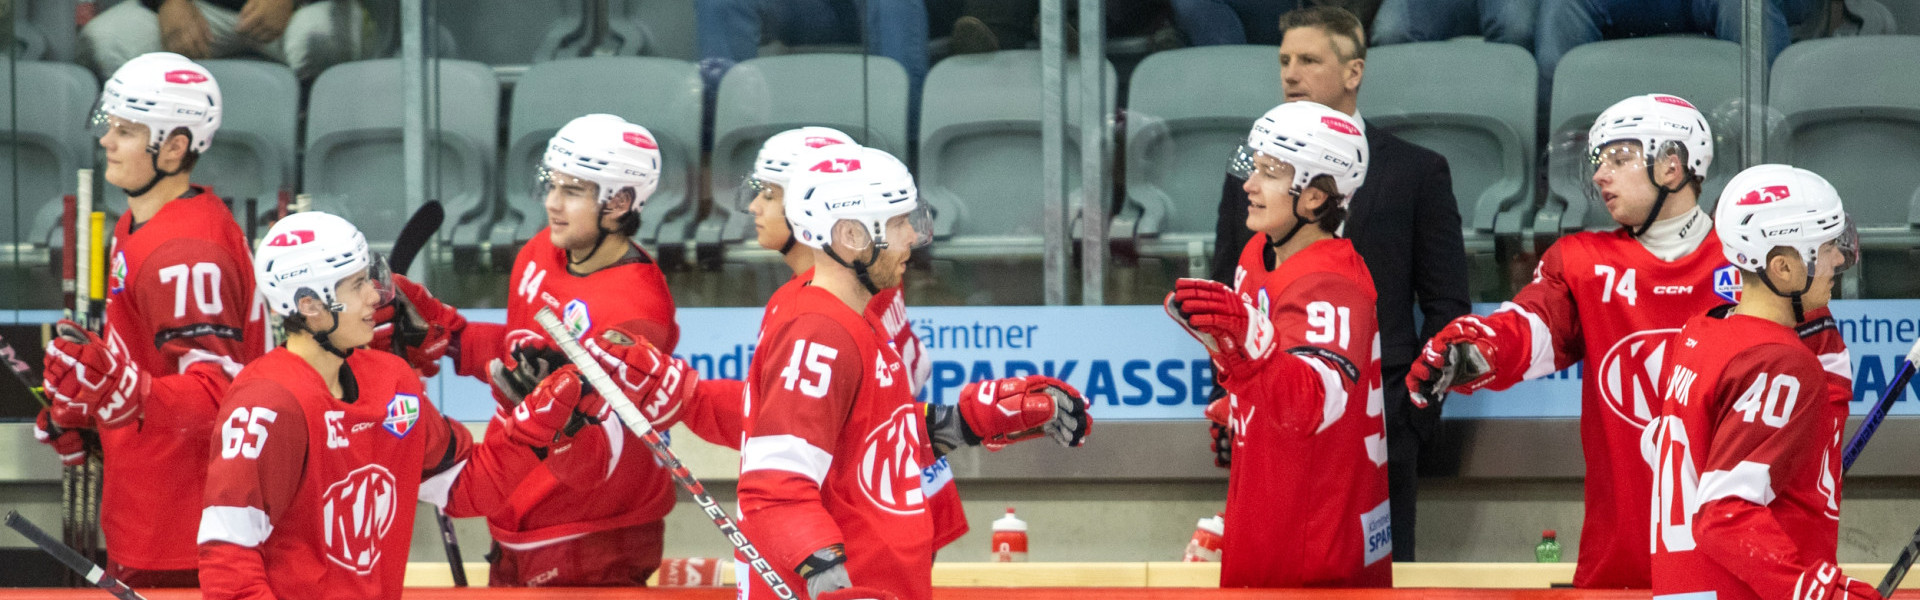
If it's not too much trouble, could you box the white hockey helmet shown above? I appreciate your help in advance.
[93,52,222,154]
[1230,101,1369,202]
[1715,164,1857,274]
[735,126,857,213]
[783,144,931,252]
[1587,94,1714,183]
[540,114,663,211]
[255,211,394,319]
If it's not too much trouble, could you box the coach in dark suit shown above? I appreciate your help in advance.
[1208,6,1470,561]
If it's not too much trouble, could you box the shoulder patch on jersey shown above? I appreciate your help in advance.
[1713,265,1743,303]
[562,299,592,340]
[383,393,420,438]
[109,251,127,295]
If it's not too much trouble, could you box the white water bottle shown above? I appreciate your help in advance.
[991,508,1028,562]
[1184,514,1225,562]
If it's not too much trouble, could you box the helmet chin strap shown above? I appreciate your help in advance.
[779,220,799,255]
[1629,158,1688,238]
[311,304,356,359]
[823,241,885,295]
[122,149,184,198]
[1754,264,1814,324]
[1266,190,1319,250]
[568,204,622,267]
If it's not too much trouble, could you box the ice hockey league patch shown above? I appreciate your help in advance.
[384,394,420,438]
[1713,265,1743,303]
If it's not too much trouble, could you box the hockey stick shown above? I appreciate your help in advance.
[4,511,144,600]
[1882,522,1920,597]
[389,200,444,276]
[433,508,468,587]
[532,308,797,599]
[1842,349,1918,475]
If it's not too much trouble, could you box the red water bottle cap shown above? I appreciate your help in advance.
[1543,529,1556,539]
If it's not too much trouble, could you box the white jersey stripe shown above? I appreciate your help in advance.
[197,505,274,547]
[1498,302,1559,381]
[1294,354,1348,435]
[1698,460,1776,507]
[741,435,834,485]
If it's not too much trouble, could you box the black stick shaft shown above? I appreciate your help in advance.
[5,511,144,600]
[434,509,467,587]
[1882,524,1920,597]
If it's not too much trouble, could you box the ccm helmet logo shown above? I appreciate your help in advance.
[809,158,862,173]
[1737,185,1792,206]
[1763,226,1802,237]
[1321,116,1361,136]
[163,70,209,84]
[266,230,315,247]
[803,136,844,149]
[1653,286,1693,295]
[622,131,658,150]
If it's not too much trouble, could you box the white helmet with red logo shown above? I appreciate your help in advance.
[783,144,930,251]
[541,113,662,211]
[256,211,389,318]
[754,126,856,188]
[94,52,222,153]
[1230,101,1369,203]
[1715,164,1856,273]
[1588,93,1714,182]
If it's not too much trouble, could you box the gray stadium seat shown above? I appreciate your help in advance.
[703,54,911,246]
[1540,37,1742,235]
[7,62,98,249]
[616,0,700,61]
[502,56,705,247]
[1769,36,1920,247]
[303,58,498,248]
[195,60,298,226]
[1121,45,1278,246]
[1360,39,1536,252]
[24,0,77,61]
[918,50,1114,255]
[436,0,581,64]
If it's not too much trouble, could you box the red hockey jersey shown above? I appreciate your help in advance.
[1649,313,1849,599]
[1476,227,1733,588]
[738,285,935,600]
[99,187,265,571]
[197,348,537,599]
[465,230,741,549]
[1218,236,1391,588]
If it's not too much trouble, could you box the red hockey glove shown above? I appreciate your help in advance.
[43,321,147,428]
[34,408,87,466]
[1406,315,1497,409]
[1794,562,1883,600]
[488,335,567,409]
[1165,278,1273,384]
[505,365,608,454]
[1205,390,1232,469]
[953,375,1091,451]
[582,331,698,429]
[370,274,466,377]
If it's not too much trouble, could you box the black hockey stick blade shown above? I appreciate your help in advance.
[434,509,468,587]
[390,200,444,275]
[1844,356,1916,475]
[1882,522,1920,597]
[5,511,144,600]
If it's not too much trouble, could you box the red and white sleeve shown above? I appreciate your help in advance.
[417,393,541,518]
[1480,242,1586,390]
[137,239,255,431]
[198,380,308,600]
[737,315,863,573]
[1235,272,1377,436]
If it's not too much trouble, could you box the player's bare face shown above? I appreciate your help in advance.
[749,183,792,251]
[1802,241,1846,308]
[97,116,153,189]
[1243,155,1299,236]
[869,214,917,289]
[333,270,383,348]
[1279,27,1356,106]
[544,172,605,252]
[1591,142,1659,225]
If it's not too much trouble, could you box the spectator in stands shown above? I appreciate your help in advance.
[697,0,932,102]
[1171,0,1377,46]
[1370,0,1533,50]
[1535,0,1823,108]
[944,0,1175,56]
[80,0,366,80]
[1207,5,1468,561]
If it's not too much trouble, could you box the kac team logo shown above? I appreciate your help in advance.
[108,251,127,295]
[563,299,592,340]
[383,394,419,438]
[321,464,398,575]
[1597,329,1679,429]
[1713,265,1743,303]
[858,404,928,515]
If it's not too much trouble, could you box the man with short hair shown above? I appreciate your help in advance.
[1207,5,1470,562]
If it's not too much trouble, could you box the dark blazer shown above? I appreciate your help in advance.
[1209,124,1471,435]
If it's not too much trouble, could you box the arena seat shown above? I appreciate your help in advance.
[304,58,497,248]
[1539,37,1742,236]
[435,0,582,65]
[502,57,705,248]
[616,0,701,61]
[1118,45,1277,252]
[5,61,97,251]
[194,60,299,229]
[1769,36,1920,249]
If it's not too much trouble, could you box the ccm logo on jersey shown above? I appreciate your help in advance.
[322,465,399,575]
[858,404,928,515]
[1652,286,1693,295]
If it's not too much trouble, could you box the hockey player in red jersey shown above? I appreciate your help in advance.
[363,114,743,586]
[1166,100,1390,588]
[1407,93,1729,589]
[1648,164,1878,600]
[737,144,1091,600]
[39,51,264,587]
[198,211,598,600]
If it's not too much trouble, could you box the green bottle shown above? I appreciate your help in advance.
[1535,529,1562,563]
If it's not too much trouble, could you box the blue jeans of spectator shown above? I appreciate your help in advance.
[1371,0,1535,50]
[1169,0,1300,46]
[697,0,930,102]
[1535,0,1790,103]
